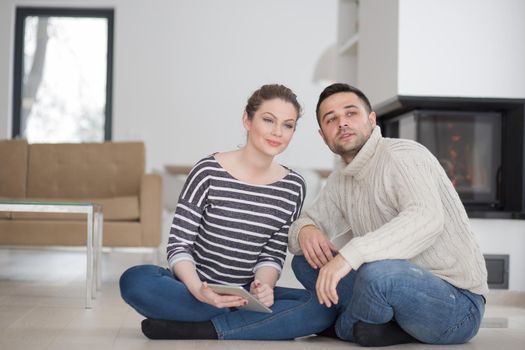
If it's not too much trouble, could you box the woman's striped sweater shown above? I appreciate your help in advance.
[167,155,306,286]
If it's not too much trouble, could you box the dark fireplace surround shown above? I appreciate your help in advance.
[375,96,525,219]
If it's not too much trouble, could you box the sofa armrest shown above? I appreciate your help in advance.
[140,173,162,246]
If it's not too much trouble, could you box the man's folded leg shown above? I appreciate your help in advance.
[335,259,485,345]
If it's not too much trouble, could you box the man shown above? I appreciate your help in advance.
[288,83,488,346]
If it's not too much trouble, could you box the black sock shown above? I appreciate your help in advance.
[317,324,339,339]
[353,320,419,347]
[141,318,218,340]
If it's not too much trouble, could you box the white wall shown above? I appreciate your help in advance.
[357,0,525,104]
[0,0,338,171]
[398,0,525,99]
[472,219,525,291]
[357,0,399,106]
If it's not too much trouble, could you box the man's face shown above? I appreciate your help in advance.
[318,92,376,163]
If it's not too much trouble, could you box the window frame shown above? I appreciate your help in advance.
[12,7,114,141]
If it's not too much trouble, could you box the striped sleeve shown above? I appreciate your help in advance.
[166,158,214,268]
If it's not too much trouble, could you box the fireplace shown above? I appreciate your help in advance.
[376,96,525,219]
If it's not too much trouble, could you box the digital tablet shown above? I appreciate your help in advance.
[207,283,273,313]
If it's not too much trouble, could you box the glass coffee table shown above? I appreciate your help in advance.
[0,200,103,308]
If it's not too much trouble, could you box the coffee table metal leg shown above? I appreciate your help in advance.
[96,212,103,291]
[86,208,94,309]
[93,210,103,295]
[91,211,98,300]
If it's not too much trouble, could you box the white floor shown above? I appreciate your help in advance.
[0,248,524,350]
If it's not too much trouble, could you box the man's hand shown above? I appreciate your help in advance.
[250,279,274,307]
[298,225,338,269]
[316,254,352,308]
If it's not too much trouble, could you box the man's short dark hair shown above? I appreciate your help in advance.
[315,83,373,127]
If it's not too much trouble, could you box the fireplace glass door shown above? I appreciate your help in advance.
[393,110,502,206]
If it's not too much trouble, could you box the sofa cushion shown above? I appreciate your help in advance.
[8,196,140,221]
[26,142,144,198]
[0,220,143,246]
[0,139,28,198]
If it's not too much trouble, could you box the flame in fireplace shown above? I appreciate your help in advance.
[440,123,475,190]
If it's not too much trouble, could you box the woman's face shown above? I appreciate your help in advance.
[243,98,298,157]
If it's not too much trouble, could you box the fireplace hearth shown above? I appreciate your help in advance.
[376,96,525,219]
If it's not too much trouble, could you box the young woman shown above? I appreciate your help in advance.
[119,84,337,340]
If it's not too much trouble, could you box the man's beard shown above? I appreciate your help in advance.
[330,126,371,160]
[333,138,365,159]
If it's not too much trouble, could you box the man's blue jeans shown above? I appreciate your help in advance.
[292,256,485,344]
[120,264,337,340]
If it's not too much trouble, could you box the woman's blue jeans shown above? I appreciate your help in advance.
[119,264,337,340]
[292,256,485,344]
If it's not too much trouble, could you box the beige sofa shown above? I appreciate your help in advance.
[0,139,162,248]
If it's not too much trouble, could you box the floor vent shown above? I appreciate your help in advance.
[484,254,509,289]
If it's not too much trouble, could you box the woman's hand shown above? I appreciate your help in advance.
[198,282,247,308]
[250,279,274,307]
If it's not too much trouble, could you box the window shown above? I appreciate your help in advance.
[12,7,114,142]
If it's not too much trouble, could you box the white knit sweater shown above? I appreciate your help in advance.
[289,126,488,295]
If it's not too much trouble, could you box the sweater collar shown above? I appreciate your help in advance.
[341,126,382,177]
